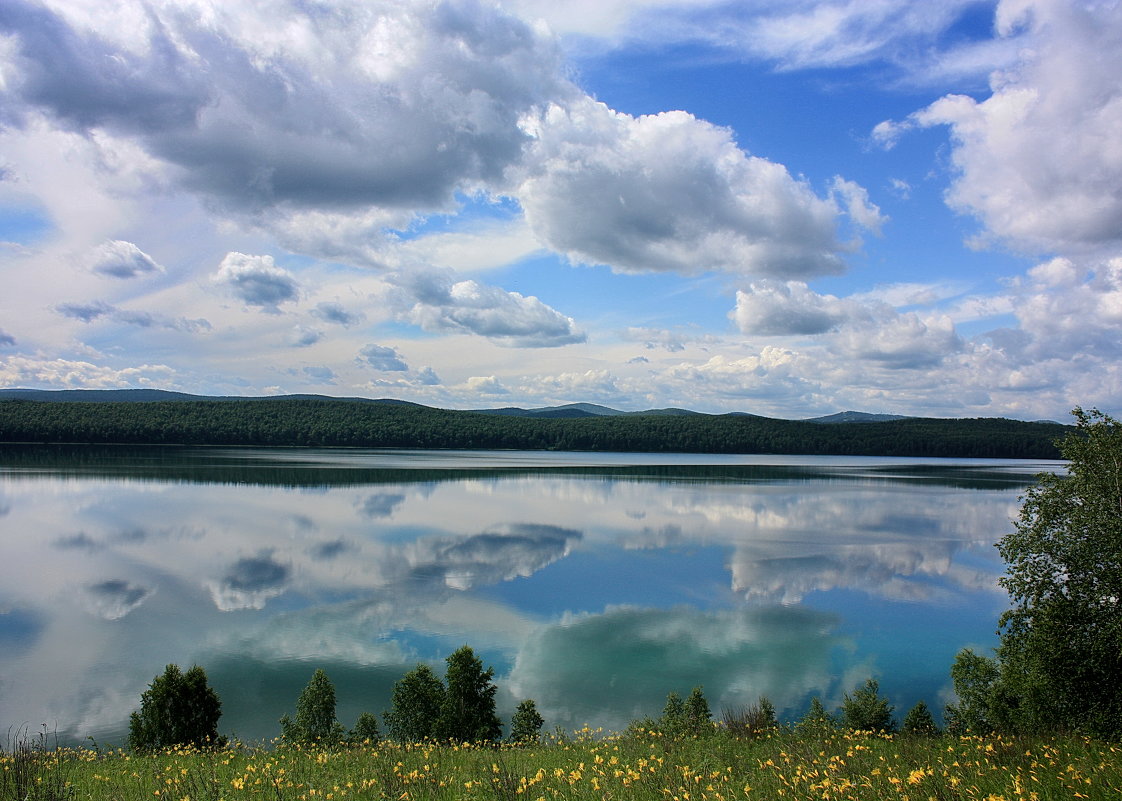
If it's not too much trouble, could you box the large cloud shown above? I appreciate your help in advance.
[518,98,856,277]
[878,0,1122,255]
[0,0,568,216]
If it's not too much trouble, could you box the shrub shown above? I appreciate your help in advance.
[721,696,778,738]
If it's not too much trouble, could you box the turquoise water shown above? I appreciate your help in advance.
[0,446,1056,744]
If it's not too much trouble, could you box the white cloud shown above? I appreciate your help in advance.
[395,271,585,347]
[895,0,1122,254]
[518,98,850,278]
[0,0,569,220]
[212,252,300,312]
[463,375,510,396]
[0,354,178,388]
[733,280,855,336]
[87,239,163,279]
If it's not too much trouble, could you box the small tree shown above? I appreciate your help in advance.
[280,668,344,744]
[794,696,836,735]
[438,645,502,743]
[944,648,1003,734]
[839,679,896,733]
[659,691,687,735]
[350,712,381,744]
[384,664,445,743]
[901,700,939,736]
[685,686,713,734]
[509,699,545,743]
[128,664,222,751]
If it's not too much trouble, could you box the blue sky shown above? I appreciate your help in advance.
[1,0,1120,419]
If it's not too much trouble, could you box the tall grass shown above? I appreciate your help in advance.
[4,727,1120,801]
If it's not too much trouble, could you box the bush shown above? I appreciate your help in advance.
[128,664,222,751]
[721,696,778,738]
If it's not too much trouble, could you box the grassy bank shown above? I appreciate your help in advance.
[6,728,1120,801]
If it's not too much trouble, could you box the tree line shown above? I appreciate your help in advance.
[0,397,1069,458]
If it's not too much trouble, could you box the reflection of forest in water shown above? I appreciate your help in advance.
[0,447,1048,745]
[0,443,1054,489]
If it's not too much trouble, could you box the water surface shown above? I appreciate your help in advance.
[0,446,1056,743]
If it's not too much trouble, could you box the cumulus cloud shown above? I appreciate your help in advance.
[395,271,585,347]
[0,355,178,389]
[87,239,163,278]
[464,375,509,396]
[881,0,1122,254]
[733,281,855,336]
[0,0,567,217]
[212,252,299,312]
[359,343,409,372]
[0,329,15,346]
[518,99,850,277]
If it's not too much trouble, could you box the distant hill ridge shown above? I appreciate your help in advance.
[0,388,1069,458]
[0,389,900,422]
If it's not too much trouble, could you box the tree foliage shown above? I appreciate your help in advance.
[349,712,381,744]
[280,669,345,744]
[0,397,1068,458]
[509,699,545,743]
[438,645,502,743]
[383,664,446,744]
[994,407,1122,737]
[794,696,836,735]
[127,664,222,752]
[901,700,939,736]
[839,679,896,733]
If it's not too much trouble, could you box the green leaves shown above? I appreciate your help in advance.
[280,668,345,745]
[993,408,1122,737]
[128,664,222,751]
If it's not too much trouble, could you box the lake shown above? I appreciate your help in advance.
[0,445,1059,745]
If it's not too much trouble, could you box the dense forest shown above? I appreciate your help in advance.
[0,397,1069,458]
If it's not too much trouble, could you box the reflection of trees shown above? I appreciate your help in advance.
[508,605,844,733]
[0,443,1049,488]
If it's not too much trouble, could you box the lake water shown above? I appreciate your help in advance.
[0,445,1059,745]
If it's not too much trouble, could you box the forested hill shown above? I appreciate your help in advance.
[0,396,1069,458]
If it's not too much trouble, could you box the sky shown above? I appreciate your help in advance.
[0,0,1120,420]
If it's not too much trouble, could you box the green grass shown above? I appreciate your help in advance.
[5,728,1121,801]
